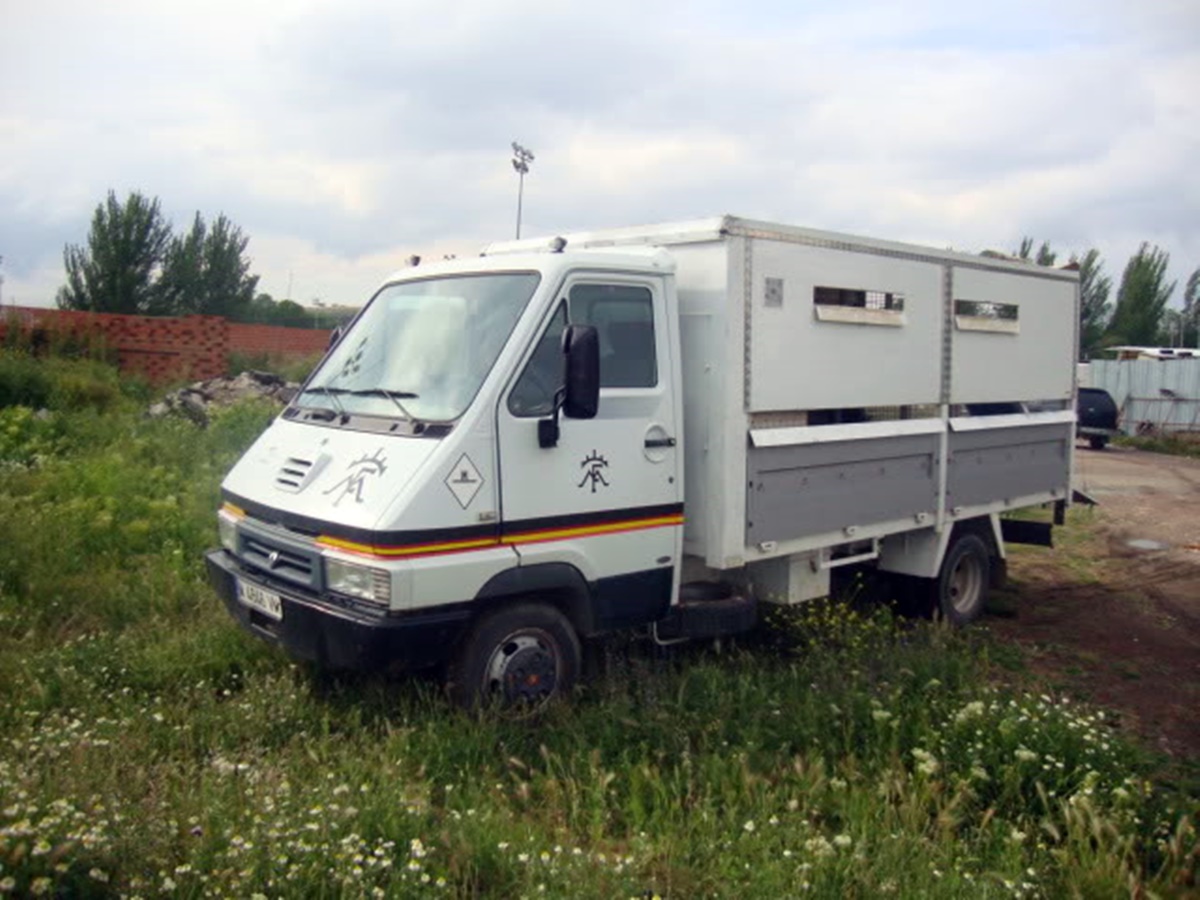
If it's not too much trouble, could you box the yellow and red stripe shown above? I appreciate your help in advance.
[316,508,684,561]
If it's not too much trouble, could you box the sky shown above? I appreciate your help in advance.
[2,0,1198,315]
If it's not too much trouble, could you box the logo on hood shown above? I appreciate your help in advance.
[324,449,388,506]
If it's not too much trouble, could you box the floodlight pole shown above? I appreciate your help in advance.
[511,142,534,239]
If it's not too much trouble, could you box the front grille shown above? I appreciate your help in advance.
[240,528,320,591]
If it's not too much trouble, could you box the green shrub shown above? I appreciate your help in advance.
[0,351,52,408]
[1,312,117,363]
[0,350,125,412]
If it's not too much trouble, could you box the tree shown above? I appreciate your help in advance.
[1074,248,1111,359]
[1160,309,1185,347]
[57,191,172,313]
[274,299,308,326]
[1016,236,1057,266]
[157,212,259,319]
[1108,243,1176,347]
[247,291,278,323]
[1184,267,1200,347]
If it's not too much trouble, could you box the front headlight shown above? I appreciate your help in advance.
[217,507,241,553]
[325,557,391,606]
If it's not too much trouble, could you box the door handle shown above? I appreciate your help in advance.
[644,437,676,448]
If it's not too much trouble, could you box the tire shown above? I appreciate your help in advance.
[447,603,581,714]
[1089,435,1108,450]
[934,533,992,626]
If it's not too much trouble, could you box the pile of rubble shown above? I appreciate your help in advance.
[148,371,299,426]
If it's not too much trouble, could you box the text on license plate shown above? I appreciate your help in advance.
[237,580,283,620]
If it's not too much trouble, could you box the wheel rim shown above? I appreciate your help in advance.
[947,551,985,615]
[482,629,559,708]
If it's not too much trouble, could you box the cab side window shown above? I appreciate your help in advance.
[508,303,567,417]
[569,284,657,388]
[507,283,657,418]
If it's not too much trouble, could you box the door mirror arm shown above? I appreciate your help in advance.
[538,325,599,448]
[537,387,566,449]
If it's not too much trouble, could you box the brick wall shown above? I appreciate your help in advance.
[1,307,330,383]
[228,323,331,357]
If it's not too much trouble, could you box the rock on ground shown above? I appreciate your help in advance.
[148,371,298,426]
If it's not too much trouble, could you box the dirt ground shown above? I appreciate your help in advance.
[988,442,1200,766]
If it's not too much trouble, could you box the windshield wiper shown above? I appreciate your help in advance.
[299,385,349,420]
[349,388,420,422]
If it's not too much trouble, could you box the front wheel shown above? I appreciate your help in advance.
[448,603,581,715]
[934,533,992,626]
[1089,435,1108,450]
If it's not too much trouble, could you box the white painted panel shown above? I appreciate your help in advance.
[748,239,943,411]
[950,267,1076,404]
[670,239,733,564]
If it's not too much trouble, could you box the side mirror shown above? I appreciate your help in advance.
[562,324,599,419]
[327,325,344,351]
[537,324,599,449]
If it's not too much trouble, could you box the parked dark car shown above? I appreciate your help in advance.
[1077,387,1119,449]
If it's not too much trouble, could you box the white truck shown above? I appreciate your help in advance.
[206,216,1078,709]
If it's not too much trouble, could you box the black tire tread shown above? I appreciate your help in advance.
[446,602,581,713]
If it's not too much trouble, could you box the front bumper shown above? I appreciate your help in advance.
[206,549,470,672]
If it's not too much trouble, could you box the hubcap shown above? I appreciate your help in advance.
[947,553,984,614]
[483,631,559,707]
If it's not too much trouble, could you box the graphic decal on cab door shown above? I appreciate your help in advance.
[578,450,610,493]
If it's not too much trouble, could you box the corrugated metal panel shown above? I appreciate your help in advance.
[1091,359,1200,434]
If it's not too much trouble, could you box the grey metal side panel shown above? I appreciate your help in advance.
[746,434,939,544]
[947,424,1071,507]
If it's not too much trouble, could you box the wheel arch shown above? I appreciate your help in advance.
[473,563,598,637]
[878,515,1005,585]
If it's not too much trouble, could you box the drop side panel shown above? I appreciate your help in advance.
[946,419,1072,507]
[746,431,939,544]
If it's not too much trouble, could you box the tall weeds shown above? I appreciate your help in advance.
[0,351,1194,898]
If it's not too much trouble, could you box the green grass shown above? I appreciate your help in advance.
[1114,433,1200,459]
[226,349,323,383]
[0,350,1196,898]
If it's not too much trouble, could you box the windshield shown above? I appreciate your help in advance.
[298,272,541,423]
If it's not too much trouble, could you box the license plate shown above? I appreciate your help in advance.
[237,580,283,620]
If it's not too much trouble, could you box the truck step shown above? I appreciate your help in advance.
[655,582,758,640]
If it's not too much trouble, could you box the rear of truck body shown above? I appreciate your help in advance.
[206,216,1078,702]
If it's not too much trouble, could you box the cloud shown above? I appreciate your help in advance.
[1,0,1197,312]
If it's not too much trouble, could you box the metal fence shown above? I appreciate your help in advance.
[1089,359,1200,435]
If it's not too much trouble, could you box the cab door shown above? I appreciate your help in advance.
[495,273,682,630]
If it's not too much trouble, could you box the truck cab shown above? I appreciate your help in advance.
[207,243,703,709]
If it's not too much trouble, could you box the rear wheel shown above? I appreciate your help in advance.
[934,533,991,626]
[448,603,581,715]
[1089,435,1108,450]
